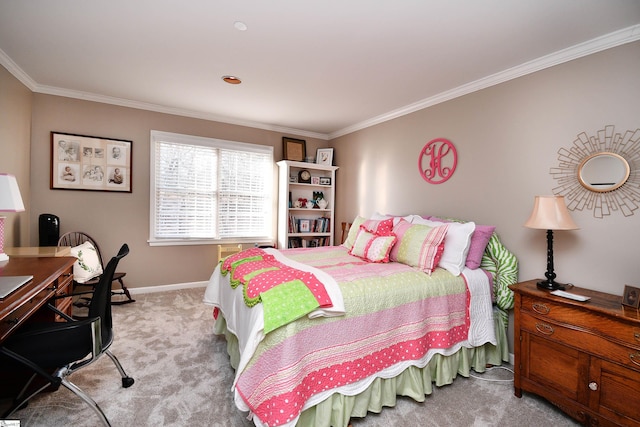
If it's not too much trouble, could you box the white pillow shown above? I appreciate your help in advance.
[371,212,417,226]
[410,217,475,276]
[70,241,103,283]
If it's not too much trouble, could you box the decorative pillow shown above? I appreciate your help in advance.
[411,217,475,276]
[70,241,103,284]
[465,224,496,269]
[342,216,366,250]
[349,226,397,263]
[370,212,416,226]
[389,218,413,262]
[427,216,495,270]
[343,216,394,249]
[390,218,449,274]
[361,217,394,235]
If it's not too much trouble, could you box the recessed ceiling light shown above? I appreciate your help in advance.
[222,75,242,85]
[234,21,247,31]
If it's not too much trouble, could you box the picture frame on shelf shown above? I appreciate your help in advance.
[51,131,132,192]
[311,176,320,185]
[316,148,333,166]
[299,219,311,233]
[622,285,640,309]
[319,177,331,185]
[283,137,306,162]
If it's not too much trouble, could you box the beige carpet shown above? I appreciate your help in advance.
[1,287,580,426]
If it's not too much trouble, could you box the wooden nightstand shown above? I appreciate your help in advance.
[510,279,640,426]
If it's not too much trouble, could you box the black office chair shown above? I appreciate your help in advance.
[58,231,135,306]
[0,244,134,427]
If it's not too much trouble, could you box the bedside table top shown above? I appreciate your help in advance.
[510,279,640,323]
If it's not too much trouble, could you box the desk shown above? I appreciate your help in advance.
[4,246,71,257]
[0,256,75,344]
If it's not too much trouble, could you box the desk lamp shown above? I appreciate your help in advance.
[0,174,26,261]
[524,195,578,290]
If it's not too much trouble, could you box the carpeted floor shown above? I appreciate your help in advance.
[1,287,581,426]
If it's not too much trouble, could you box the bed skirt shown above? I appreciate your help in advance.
[214,309,509,427]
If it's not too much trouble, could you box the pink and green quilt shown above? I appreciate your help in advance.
[217,246,472,427]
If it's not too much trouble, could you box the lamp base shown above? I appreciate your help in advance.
[537,279,566,291]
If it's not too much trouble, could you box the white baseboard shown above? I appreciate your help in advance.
[128,281,208,295]
[509,352,514,366]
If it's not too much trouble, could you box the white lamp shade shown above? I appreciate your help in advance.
[0,173,26,212]
[524,195,578,230]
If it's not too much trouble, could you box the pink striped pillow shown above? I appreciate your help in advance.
[391,218,449,274]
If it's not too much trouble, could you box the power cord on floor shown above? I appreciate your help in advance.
[469,365,514,382]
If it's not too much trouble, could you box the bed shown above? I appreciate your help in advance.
[203,214,518,427]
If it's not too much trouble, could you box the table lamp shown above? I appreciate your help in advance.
[524,195,578,290]
[0,173,26,261]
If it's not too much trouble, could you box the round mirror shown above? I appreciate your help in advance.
[578,152,630,193]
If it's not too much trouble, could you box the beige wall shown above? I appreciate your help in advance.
[331,41,640,296]
[0,66,31,248]
[24,94,327,288]
[2,41,639,296]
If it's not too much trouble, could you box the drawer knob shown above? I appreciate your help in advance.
[631,352,640,367]
[532,302,550,315]
[535,322,554,335]
[634,332,640,343]
[588,381,598,391]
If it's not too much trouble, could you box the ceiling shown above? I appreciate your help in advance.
[1,1,639,139]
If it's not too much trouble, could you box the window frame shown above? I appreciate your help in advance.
[149,130,274,246]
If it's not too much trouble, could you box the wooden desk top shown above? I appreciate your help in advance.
[4,246,71,257]
[0,256,76,343]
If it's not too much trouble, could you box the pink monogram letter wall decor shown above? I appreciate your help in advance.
[418,138,457,184]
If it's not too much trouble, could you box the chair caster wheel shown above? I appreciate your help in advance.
[122,377,134,388]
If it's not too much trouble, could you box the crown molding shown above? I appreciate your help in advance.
[329,24,640,140]
[3,24,638,142]
[34,85,329,140]
[0,48,37,90]
[0,47,329,139]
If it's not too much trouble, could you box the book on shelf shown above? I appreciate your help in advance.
[288,215,331,234]
[287,236,331,248]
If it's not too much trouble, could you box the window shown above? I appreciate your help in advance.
[150,131,273,246]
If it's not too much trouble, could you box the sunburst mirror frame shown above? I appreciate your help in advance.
[550,125,640,218]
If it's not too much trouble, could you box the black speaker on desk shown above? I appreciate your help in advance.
[39,213,60,246]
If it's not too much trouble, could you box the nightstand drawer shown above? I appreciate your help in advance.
[521,312,640,372]
[521,295,640,349]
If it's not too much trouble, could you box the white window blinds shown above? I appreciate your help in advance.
[150,131,273,245]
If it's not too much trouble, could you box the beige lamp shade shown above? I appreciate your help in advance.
[524,195,578,230]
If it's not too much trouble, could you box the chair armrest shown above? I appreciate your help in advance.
[45,302,75,322]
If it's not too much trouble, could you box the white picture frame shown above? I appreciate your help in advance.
[316,148,334,166]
